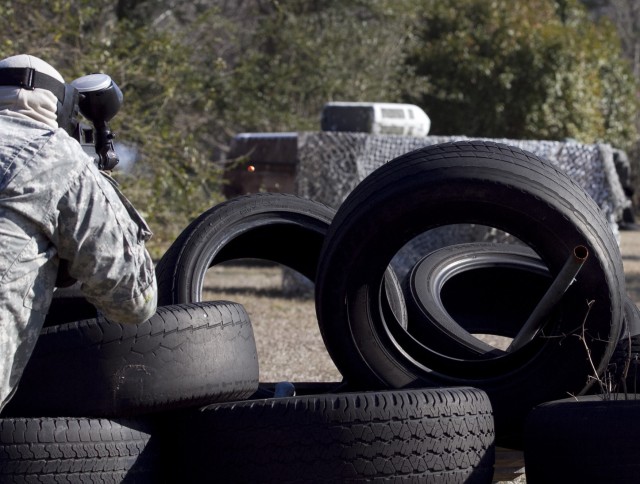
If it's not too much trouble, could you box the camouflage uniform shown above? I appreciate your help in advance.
[0,115,157,411]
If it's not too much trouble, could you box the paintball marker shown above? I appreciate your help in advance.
[70,73,123,171]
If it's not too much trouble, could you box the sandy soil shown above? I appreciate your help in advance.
[202,264,340,383]
[621,227,640,305]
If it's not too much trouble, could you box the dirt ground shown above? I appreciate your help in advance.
[203,264,339,383]
[620,227,640,304]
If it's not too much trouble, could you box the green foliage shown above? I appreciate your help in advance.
[0,0,637,256]
[205,0,414,138]
[0,0,225,258]
[404,0,639,150]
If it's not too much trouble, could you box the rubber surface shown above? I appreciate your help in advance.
[524,394,640,483]
[0,416,159,483]
[4,302,259,417]
[403,242,550,354]
[315,140,626,448]
[155,191,407,326]
[171,387,496,483]
[605,296,640,393]
[155,193,336,304]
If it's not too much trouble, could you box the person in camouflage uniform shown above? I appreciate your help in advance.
[0,55,157,411]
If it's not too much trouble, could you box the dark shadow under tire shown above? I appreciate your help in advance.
[3,302,258,418]
[43,283,98,327]
[603,297,640,394]
[172,387,496,483]
[524,394,640,483]
[0,416,159,483]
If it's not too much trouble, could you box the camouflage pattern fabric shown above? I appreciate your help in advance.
[296,132,627,222]
[0,115,157,411]
[296,132,629,277]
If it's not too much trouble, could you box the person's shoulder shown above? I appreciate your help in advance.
[0,113,53,141]
[45,127,95,165]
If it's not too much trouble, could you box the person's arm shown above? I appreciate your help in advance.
[54,164,157,324]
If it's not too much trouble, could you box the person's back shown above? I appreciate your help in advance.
[0,54,157,411]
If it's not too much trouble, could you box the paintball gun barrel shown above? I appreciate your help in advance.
[71,73,123,171]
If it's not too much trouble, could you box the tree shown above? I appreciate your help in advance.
[583,0,640,79]
[204,0,414,142]
[1,0,636,254]
[0,0,227,257]
[404,0,638,151]
[583,0,640,200]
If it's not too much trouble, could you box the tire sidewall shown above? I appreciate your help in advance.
[157,194,335,304]
[316,144,625,445]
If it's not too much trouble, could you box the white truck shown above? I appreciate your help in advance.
[320,101,431,137]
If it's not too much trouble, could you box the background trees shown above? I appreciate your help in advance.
[0,0,636,255]
[403,0,638,151]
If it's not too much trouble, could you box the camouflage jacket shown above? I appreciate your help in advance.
[0,115,157,410]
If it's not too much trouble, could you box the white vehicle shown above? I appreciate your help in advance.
[321,102,431,137]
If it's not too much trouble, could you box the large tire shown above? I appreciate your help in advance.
[155,193,335,305]
[0,416,159,483]
[172,387,495,483]
[605,297,640,393]
[155,192,406,326]
[3,302,258,417]
[315,141,625,448]
[524,394,640,483]
[403,242,551,355]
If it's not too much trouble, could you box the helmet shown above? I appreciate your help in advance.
[0,54,79,134]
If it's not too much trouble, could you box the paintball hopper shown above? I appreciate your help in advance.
[71,73,123,170]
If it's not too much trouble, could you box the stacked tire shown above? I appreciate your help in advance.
[171,387,496,483]
[149,193,494,482]
[524,394,640,483]
[523,299,640,483]
[1,193,496,483]
[313,141,626,449]
[0,302,259,483]
[3,138,629,481]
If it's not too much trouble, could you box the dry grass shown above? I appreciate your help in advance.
[621,228,640,305]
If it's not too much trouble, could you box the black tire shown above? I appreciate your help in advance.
[3,302,258,417]
[172,387,495,483]
[623,294,640,335]
[0,416,159,483]
[524,394,640,483]
[315,141,625,448]
[155,193,335,305]
[155,192,406,327]
[605,296,640,393]
[403,242,551,355]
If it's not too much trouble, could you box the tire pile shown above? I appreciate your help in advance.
[2,141,640,483]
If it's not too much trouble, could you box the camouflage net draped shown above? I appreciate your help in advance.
[295,132,628,278]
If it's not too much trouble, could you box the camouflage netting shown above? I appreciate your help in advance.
[295,132,629,279]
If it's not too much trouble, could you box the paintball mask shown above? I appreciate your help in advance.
[0,67,123,171]
[0,66,79,135]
